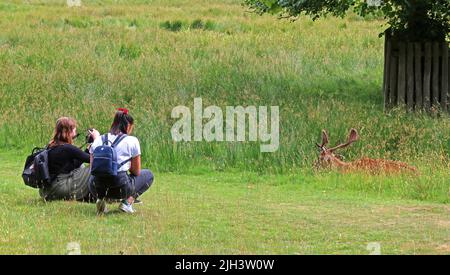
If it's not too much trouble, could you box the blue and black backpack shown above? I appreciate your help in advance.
[91,134,131,177]
[22,145,66,188]
[22,146,52,188]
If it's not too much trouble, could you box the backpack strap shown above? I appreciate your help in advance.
[118,157,133,169]
[112,134,131,168]
[111,134,128,148]
[102,134,111,145]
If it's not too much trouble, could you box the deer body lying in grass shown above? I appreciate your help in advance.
[315,129,418,175]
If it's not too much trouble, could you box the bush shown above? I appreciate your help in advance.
[160,20,184,32]
[191,19,205,30]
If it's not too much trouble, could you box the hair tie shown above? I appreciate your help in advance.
[117,108,129,115]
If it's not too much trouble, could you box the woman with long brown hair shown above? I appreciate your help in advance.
[40,117,100,201]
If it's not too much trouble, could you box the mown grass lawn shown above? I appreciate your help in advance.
[1,151,448,255]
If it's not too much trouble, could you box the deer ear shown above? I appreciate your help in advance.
[321,130,329,147]
[348,128,358,143]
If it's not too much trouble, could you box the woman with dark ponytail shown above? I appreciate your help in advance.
[88,108,154,214]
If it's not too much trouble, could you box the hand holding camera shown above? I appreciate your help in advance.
[87,128,100,143]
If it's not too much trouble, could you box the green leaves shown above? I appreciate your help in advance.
[261,0,283,14]
[243,0,450,41]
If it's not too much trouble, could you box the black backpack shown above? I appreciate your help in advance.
[22,146,54,188]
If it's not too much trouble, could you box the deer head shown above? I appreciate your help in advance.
[315,128,358,168]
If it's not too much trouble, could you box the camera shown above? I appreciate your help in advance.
[86,128,95,143]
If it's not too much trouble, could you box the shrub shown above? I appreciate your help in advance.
[160,20,184,32]
[191,19,205,30]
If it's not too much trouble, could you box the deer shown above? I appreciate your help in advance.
[315,128,418,175]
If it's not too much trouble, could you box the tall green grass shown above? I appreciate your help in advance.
[0,0,449,178]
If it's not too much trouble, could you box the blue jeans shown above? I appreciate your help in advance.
[89,169,154,200]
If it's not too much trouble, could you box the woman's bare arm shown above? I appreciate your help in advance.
[129,155,141,176]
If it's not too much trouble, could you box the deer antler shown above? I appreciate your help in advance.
[315,128,418,175]
[328,128,358,152]
[316,129,329,149]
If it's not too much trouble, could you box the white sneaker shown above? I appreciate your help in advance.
[96,198,107,215]
[119,200,135,213]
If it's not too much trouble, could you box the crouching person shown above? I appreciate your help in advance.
[41,117,100,201]
[88,108,154,215]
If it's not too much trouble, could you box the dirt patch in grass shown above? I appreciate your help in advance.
[437,244,450,253]
[435,220,450,228]
[372,205,450,215]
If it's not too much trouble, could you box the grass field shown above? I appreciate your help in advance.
[1,0,449,173]
[0,0,449,254]
[1,151,449,254]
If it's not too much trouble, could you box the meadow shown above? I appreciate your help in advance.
[0,0,448,254]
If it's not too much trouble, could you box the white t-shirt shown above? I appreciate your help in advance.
[90,133,141,172]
